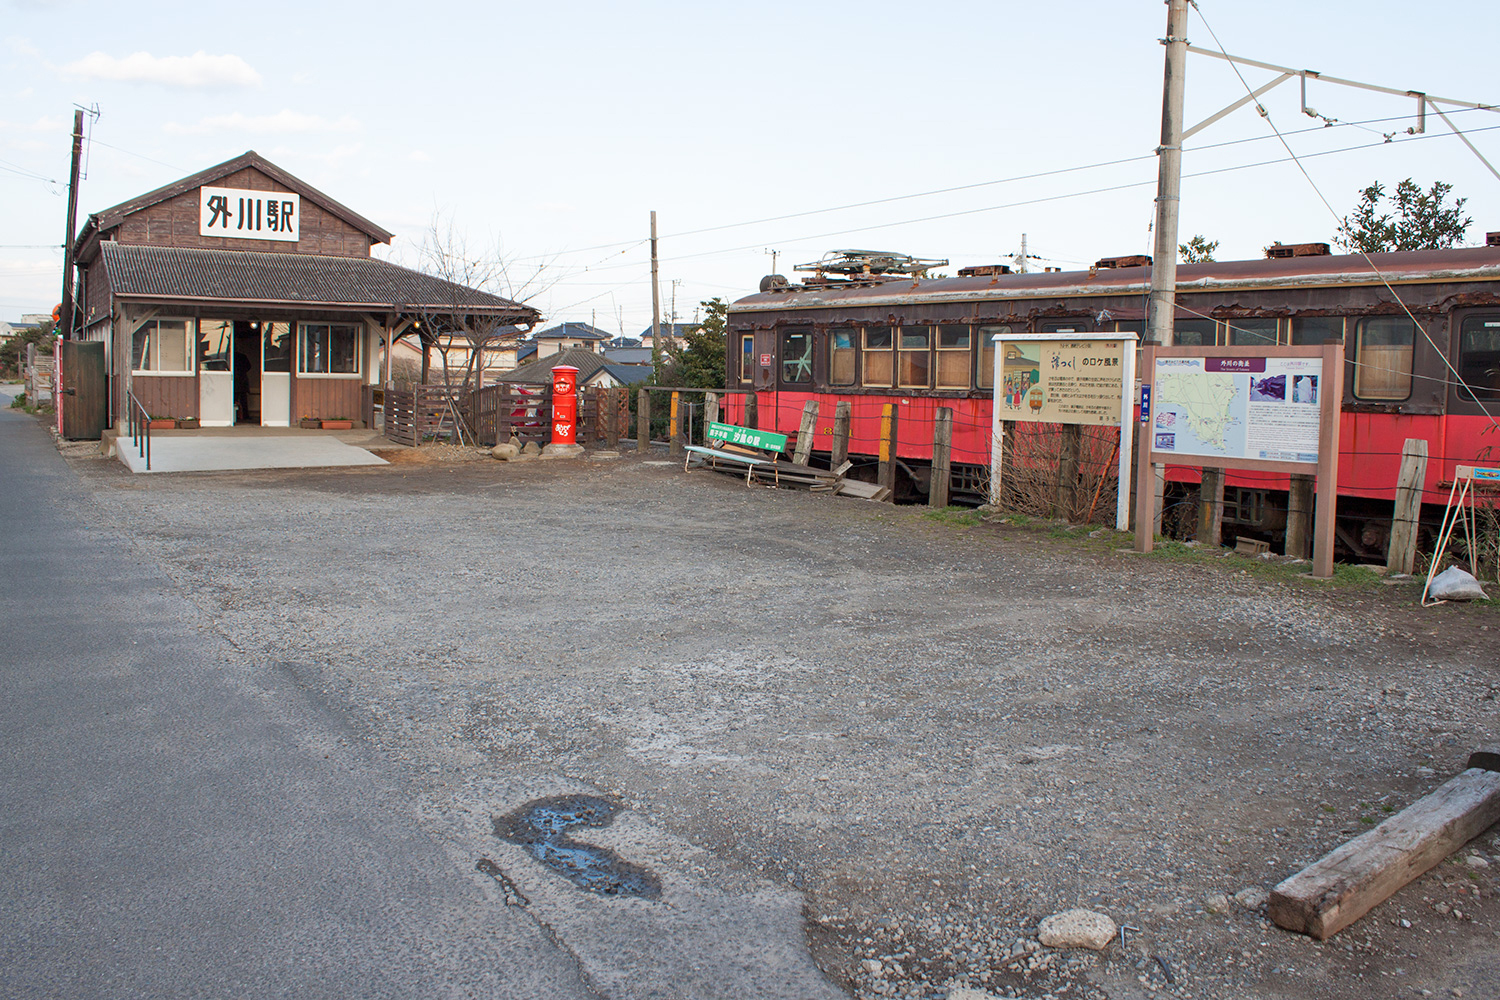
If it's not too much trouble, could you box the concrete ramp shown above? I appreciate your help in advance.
[118,435,388,474]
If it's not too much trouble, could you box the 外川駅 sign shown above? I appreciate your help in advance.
[996,338,1130,426]
[1150,354,1325,464]
[707,421,787,453]
[199,186,300,242]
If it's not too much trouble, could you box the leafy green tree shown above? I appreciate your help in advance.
[655,297,726,389]
[0,318,55,379]
[1178,234,1219,263]
[1335,179,1471,253]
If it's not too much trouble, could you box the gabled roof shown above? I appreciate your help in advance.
[99,242,540,319]
[81,150,394,245]
[534,321,611,341]
[497,346,619,384]
[601,363,653,385]
[638,322,696,339]
[602,346,653,364]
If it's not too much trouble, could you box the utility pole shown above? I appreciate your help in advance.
[765,248,778,275]
[1014,233,1030,274]
[1147,0,1190,349]
[59,108,85,340]
[649,210,661,367]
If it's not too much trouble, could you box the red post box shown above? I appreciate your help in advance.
[551,365,579,445]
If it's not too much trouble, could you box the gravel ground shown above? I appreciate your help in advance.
[68,443,1499,1000]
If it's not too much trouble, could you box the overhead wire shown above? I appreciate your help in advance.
[1186,0,1498,428]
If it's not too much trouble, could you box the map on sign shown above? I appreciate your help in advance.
[1152,356,1323,464]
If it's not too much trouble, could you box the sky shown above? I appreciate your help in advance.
[4,0,1499,336]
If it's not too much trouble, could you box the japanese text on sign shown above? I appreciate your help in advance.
[199,186,300,242]
[997,339,1128,426]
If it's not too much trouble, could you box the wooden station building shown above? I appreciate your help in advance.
[73,151,538,429]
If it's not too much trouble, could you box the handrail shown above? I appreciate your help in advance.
[126,389,151,471]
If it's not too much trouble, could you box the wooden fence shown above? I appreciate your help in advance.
[381,383,641,449]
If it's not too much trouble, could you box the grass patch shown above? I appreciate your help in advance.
[922,506,983,528]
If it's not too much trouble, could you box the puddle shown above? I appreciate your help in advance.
[494,794,661,899]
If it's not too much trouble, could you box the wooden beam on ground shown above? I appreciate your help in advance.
[793,400,818,466]
[1268,748,1500,940]
[1387,438,1429,574]
[831,401,851,471]
[930,407,953,508]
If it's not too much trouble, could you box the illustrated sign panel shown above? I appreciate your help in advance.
[1151,355,1324,463]
[708,421,787,453]
[996,339,1127,425]
[199,186,300,242]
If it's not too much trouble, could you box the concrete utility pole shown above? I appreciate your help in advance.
[60,108,85,340]
[1147,0,1190,349]
[649,210,661,366]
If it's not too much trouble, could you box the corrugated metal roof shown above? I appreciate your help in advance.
[535,321,612,341]
[497,346,613,383]
[100,242,539,318]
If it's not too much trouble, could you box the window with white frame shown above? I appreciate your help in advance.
[299,322,361,375]
[131,318,195,374]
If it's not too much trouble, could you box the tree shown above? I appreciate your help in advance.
[654,298,726,390]
[1178,234,1219,263]
[0,319,55,379]
[1335,179,1471,253]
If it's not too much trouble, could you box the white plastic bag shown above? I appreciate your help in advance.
[1428,565,1489,602]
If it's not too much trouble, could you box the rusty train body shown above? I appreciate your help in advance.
[724,245,1500,555]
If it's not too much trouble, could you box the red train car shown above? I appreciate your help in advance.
[725,246,1500,557]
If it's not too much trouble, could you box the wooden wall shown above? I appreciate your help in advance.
[293,376,361,422]
[132,375,198,421]
[112,167,373,258]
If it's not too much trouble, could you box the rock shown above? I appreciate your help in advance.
[1037,909,1116,950]
[1428,565,1488,602]
[1465,854,1490,869]
[948,989,998,1000]
[861,958,883,976]
[1234,886,1270,911]
[541,442,585,459]
[521,441,541,456]
[1204,892,1231,914]
[589,450,620,460]
[490,443,519,461]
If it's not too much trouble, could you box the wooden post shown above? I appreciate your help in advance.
[745,392,757,430]
[1286,473,1316,559]
[831,401,851,471]
[605,387,620,448]
[1197,466,1225,547]
[793,400,818,465]
[1056,424,1082,519]
[931,407,953,508]
[669,391,682,455]
[705,391,719,428]
[1311,340,1345,579]
[1134,345,1158,553]
[1387,437,1429,574]
[878,403,898,499]
[637,388,651,453]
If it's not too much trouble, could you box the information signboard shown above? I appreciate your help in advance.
[1150,354,1325,464]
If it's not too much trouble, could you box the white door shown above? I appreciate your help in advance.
[200,371,233,426]
[262,373,290,427]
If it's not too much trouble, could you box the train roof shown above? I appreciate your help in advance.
[728,245,1500,315]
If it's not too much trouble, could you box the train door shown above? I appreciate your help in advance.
[754,331,775,389]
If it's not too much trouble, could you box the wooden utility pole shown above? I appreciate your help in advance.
[650,211,661,368]
[60,108,85,340]
[1146,0,1190,350]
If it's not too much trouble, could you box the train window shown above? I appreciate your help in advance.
[1225,318,1279,346]
[1353,317,1414,400]
[1114,320,1145,336]
[1291,317,1343,345]
[977,325,1008,388]
[898,326,931,388]
[936,325,970,388]
[1039,320,1089,334]
[1173,319,1214,345]
[830,330,856,385]
[863,326,894,387]
[781,330,812,383]
[1458,315,1500,401]
[739,335,755,383]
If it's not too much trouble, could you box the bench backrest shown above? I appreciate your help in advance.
[707,421,787,453]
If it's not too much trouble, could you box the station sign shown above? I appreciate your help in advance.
[708,420,787,453]
[199,186,300,242]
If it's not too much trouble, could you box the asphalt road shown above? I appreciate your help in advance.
[0,393,596,999]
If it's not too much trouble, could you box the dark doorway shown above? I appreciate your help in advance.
[233,322,262,424]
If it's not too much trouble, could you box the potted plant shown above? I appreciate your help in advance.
[321,417,354,430]
[299,417,321,429]
[147,415,176,430]
[177,417,200,430]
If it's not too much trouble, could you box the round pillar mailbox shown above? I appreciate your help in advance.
[551,365,579,445]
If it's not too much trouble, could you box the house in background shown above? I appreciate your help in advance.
[532,322,611,355]
[497,346,651,389]
[71,150,537,429]
[637,322,695,350]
